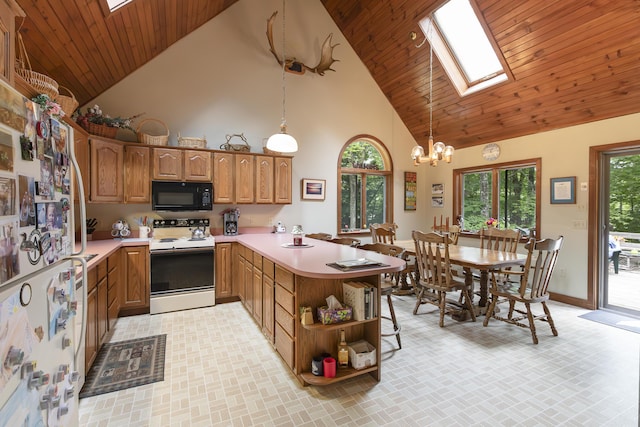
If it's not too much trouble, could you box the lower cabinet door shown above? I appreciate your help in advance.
[275,322,295,370]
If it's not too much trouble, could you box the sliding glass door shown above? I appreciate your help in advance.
[600,150,640,316]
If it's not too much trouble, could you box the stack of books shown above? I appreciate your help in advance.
[342,282,378,321]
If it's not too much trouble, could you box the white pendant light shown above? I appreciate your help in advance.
[267,0,298,153]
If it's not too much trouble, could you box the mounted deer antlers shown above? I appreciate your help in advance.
[266,11,339,76]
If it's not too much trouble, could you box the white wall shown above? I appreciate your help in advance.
[84,0,640,302]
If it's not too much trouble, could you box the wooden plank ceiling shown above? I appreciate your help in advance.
[15,0,640,149]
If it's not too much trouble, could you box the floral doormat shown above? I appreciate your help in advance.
[80,334,166,398]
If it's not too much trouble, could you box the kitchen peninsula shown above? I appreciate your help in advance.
[216,233,406,386]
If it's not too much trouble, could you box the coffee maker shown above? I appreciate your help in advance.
[223,211,239,236]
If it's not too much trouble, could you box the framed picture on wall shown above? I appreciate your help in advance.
[404,171,416,210]
[431,183,444,195]
[431,196,444,208]
[550,176,576,204]
[301,178,326,200]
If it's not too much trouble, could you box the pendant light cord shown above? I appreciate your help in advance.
[428,26,433,140]
[280,0,287,128]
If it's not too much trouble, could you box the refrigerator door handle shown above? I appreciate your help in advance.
[69,130,88,256]
[71,256,88,364]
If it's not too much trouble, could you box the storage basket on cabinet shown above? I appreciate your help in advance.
[85,122,118,139]
[220,133,250,152]
[177,132,207,148]
[15,33,59,99]
[55,86,79,116]
[136,118,169,146]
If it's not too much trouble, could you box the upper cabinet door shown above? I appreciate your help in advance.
[124,145,150,203]
[213,152,234,203]
[274,157,292,204]
[255,156,274,204]
[152,147,183,180]
[235,154,254,204]
[184,150,212,182]
[90,139,124,202]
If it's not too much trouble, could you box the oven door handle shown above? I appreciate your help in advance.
[151,247,214,255]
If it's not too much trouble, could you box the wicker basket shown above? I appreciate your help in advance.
[15,33,59,99]
[55,86,79,116]
[220,133,250,152]
[86,122,118,139]
[177,132,207,148]
[136,118,169,146]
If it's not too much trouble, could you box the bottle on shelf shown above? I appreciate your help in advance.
[337,329,349,368]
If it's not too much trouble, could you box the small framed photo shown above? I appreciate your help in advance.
[431,183,444,195]
[550,176,576,204]
[431,196,444,208]
[301,178,326,200]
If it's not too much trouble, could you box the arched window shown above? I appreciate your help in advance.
[338,135,393,234]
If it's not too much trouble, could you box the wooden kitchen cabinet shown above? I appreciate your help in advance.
[90,138,124,202]
[184,150,212,181]
[236,246,246,304]
[235,154,254,203]
[107,250,121,331]
[275,157,292,204]
[213,152,234,203]
[253,252,263,326]
[152,147,183,180]
[96,260,109,346]
[120,246,150,315]
[85,267,98,373]
[274,265,295,370]
[215,242,233,300]
[262,258,275,343]
[255,156,274,203]
[124,145,150,203]
[243,248,254,313]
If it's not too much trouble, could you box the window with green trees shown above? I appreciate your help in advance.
[453,158,540,235]
[609,153,640,233]
[338,136,392,233]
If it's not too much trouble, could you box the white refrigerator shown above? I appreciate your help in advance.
[0,79,87,426]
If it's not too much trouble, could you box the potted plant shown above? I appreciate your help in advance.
[74,104,143,138]
[31,94,64,119]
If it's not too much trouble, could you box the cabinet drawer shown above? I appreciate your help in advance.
[108,299,119,324]
[253,252,262,269]
[275,265,294,293]
[244,246,253,261]
[275,303,295,338]
[275,285,294,315]
[263,258,275,279]
[87,267,98,293]
[275,322,294,371]
[97,260,107,281]
[107,251,120,271]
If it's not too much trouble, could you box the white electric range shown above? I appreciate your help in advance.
[149,219,216,314]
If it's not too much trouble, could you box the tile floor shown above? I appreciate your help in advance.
[79,295,639,426]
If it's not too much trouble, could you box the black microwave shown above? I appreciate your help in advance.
[151,181,213,211]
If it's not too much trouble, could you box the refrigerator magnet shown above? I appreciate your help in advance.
[20,283,32,306]
[36,120,49,139]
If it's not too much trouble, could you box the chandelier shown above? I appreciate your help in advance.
[410,29,454,166]
[267,0,298,153]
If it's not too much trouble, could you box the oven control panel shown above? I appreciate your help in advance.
[153,218,210,228]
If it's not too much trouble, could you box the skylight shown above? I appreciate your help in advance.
[106,0,133,12]
[419,0,509,96]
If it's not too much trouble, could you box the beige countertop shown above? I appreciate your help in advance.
[225,233,406,279]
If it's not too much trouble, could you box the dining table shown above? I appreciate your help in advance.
[394,239,528,312]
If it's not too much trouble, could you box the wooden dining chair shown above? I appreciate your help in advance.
[329,237,361,247]
[305,232,333,241]
[412,230,477,327]
[370,223,397,244]
[483,236,564,344]
[359,242,404,349]
[475,227,523,289]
